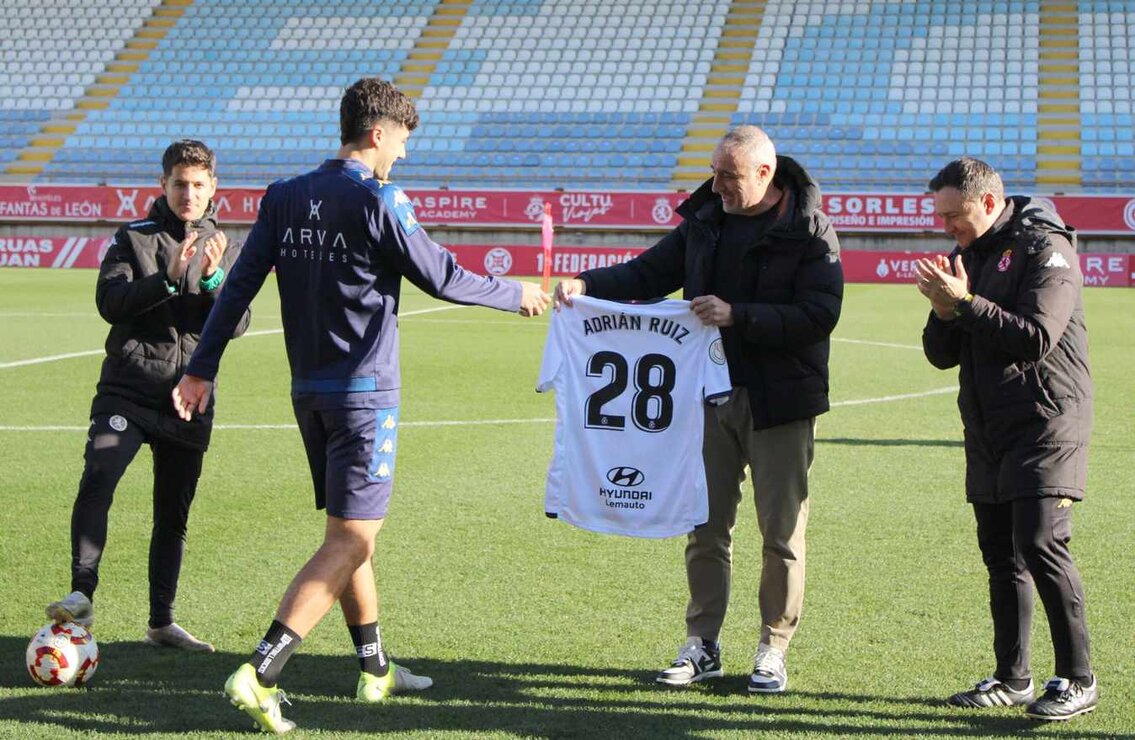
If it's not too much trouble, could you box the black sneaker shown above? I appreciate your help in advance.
[1025,676,1099,721]
[655,637,723,686]
[946,677,1033,708]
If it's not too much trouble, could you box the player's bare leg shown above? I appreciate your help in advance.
[276,516,383,635]
[224,517,382,733]
[340,553,433,701]
[339,558,379,625]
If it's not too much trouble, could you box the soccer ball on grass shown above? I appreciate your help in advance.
[26,621,99,687]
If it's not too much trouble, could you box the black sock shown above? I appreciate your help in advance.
[249,620,302,687]
[1072,674,1094,689]
[348,622,389,677]
[1000,677,1032,692]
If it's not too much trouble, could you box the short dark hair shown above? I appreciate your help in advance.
[339,78,420,145]
[928,157,1004,200]
[161,139,216,178]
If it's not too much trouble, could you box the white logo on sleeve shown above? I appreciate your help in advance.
[1044,252,1070,269]
[108,415,128,432]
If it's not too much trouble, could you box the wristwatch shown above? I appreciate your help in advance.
[953,292,974,318]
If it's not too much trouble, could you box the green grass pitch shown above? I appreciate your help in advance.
[0,267,1132,738]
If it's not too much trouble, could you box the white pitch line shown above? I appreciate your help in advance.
[0,426,91,431]
[0,349,107,369]
[0,387,960,433]
[216,417,559,430]
[0,312,99,317]
[833,337,923,350]
[412,319,547,326]
[0,419,557,432]
[0,304,467,369]
[832,386,956,407]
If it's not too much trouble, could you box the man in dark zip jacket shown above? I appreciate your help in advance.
[172,79,550,734]
[555,126,842,694]
[916,157,1097,721]
[46,140,250,653]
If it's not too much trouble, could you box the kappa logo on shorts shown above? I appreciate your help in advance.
[108,415,128,432]
[370,406,400,481]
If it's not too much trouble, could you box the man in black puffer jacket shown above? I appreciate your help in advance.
[916,157,1096,721]
[46,140,250,652]
[555,125,842,694]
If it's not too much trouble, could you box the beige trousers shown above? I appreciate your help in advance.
[685,387,815,651]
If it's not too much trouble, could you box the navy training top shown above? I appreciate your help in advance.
[186,158,521,409]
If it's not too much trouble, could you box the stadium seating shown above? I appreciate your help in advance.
[733,0,1042,190]
[1079,1,1135,190]
[0,1,157,159]
[0,0,1132,192]
[39,0,418,182]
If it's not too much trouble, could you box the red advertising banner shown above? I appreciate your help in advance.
[454,244,644,277]
[3,237,1132,287]
[836,249,1133,287]
[0,235,110,269]
[4,185,1135,235]
[454,245,1134,287]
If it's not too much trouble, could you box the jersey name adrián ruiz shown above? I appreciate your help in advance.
[537,296,731,538]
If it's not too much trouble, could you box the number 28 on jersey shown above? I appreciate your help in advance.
[537,295,731,538]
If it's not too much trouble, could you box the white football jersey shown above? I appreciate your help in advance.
[537,296,732,538]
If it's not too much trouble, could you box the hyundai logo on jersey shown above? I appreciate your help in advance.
[606,466,645,487]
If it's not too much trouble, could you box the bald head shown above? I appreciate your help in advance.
[711,126,780,215]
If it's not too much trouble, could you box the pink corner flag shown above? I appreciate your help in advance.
[541,201,554,291]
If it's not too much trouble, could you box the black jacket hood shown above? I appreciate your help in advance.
[676,155,823,236]
[969,196,1076,257]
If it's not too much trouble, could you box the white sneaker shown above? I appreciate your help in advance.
[748,644,787,693]
[144,622,215,653]
[46,591,93,628]
[655,637,723,686]
[357,662,434,701]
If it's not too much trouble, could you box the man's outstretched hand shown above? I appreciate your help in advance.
[172,375,214,421]
[518,281,551,317]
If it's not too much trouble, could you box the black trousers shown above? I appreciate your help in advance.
[973,497,1092,683]
[70,413,204,628]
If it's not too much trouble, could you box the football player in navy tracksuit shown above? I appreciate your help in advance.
[172,78,549,734]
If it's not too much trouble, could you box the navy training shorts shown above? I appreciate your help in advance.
[292,402,400,520]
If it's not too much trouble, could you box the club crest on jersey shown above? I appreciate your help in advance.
[709,338,726,365]
[997,249,1013,272]
[379,185,421,236]
[109,415,128,432]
